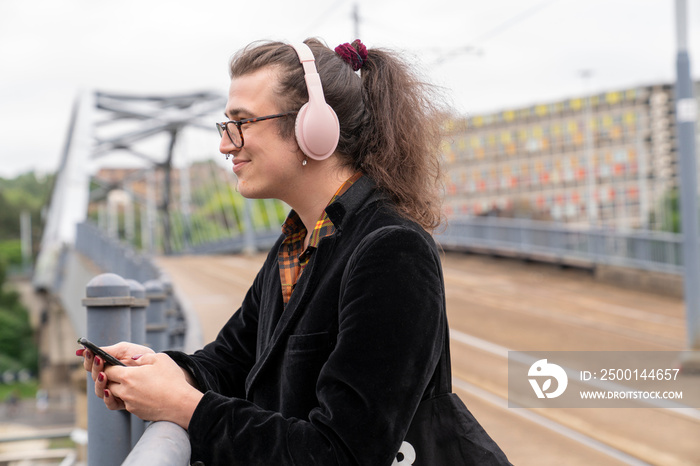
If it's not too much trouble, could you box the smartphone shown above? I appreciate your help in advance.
[77,337,127,367]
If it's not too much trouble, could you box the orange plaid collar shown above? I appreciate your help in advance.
[307,172,363,249]
[278,173,362,305]
[281,172,363,247]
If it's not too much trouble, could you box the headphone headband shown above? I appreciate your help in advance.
[290,43,340,161]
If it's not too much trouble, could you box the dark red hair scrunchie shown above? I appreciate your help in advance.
[334,39,368,71]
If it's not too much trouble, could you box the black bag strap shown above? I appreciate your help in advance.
[430,258,452,395]
[436,318,453,394]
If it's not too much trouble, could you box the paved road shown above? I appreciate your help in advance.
[157,251,700,465]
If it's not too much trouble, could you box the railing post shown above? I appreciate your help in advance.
[243,197,257,253]
[82,273,132,466]
[162,278,176,349]
[126,279,149,447]
[675,0,700,357]
[144,279,168,352]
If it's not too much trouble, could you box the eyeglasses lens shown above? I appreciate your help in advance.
[217,122,242,147]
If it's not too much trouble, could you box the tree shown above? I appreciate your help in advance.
[0,260,37,374]
[0,171,47,374]
[649,188,680,233]
[0,171,54,255]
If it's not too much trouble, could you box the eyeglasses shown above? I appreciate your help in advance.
[216,111,297,157]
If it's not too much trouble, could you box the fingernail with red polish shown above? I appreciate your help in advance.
[76,349,85,357]
[94,357,102,366]
[98,373,104,382]
[104,390,110,398]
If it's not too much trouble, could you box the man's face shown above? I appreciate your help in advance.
[220,67,303,202]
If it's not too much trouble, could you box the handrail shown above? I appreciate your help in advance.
[122,422,190,466]
[82,272,191,465]
[75,221,188,351]
[437,217,685,275]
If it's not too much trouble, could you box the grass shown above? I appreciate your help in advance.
[49,436,76,449]
[0,380,38,401]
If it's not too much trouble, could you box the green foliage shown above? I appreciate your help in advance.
[0,171,54,213]
[0,308,36,370]
[0,171,54,266]
[650,188,681,233]
[0,240,23,268]
[0,381,37,400]
[0,260,38,374]
[84,161,291,253]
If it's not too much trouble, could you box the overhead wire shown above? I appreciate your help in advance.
[431,0,561,66]
[470,0,560,45]
[301,0,349,36]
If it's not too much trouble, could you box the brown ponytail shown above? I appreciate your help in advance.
[354,47,445,232]
[229,39,447,232]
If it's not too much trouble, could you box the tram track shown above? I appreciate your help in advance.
[451,375,653,466]
[442,252,700,465]
[448,328,700,465]
[450,329,700,419]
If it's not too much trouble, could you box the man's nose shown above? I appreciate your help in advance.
[219,133,240,157]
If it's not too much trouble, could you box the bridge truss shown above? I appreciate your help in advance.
[34,89,287,291]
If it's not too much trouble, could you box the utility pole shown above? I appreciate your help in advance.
[161,128,179,255]
[144,168,157,254]
[180,161,193,251]
[352,3,360,39]
[674,0,700,358]
[124,188,135,245]
[20,211,31,274]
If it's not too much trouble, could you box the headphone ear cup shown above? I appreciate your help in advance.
[295,101,340,161]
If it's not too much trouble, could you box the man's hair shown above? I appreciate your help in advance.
[229,38,447,232]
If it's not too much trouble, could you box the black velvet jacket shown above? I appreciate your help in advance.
[168,176,447,465]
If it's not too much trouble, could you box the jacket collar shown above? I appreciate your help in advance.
[325,175,385,230]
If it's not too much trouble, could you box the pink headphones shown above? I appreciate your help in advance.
[290,43,340,160]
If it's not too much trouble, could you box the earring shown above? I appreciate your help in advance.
[302,158,307,166]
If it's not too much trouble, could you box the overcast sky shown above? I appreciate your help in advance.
[1,0,699,177]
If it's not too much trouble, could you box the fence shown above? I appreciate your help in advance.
[81,272,190,466]
[76,221,190,351]
[437,217,686,275]
[73,218,288,465]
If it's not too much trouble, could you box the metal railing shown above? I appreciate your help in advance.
[76,222,161,283]
[73,217,293,464]
[76,221,190,351]
[437,217,685,275]
[82,272,190,466]
[122,421,190,466]
[79,214,690,277]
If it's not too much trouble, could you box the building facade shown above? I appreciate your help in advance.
[442,82,700,231]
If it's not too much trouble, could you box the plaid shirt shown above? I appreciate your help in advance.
[278,173,362,305]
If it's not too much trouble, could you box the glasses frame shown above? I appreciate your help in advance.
[216,111,297,158]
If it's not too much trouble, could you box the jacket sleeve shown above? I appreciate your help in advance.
[185,226,446,466]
